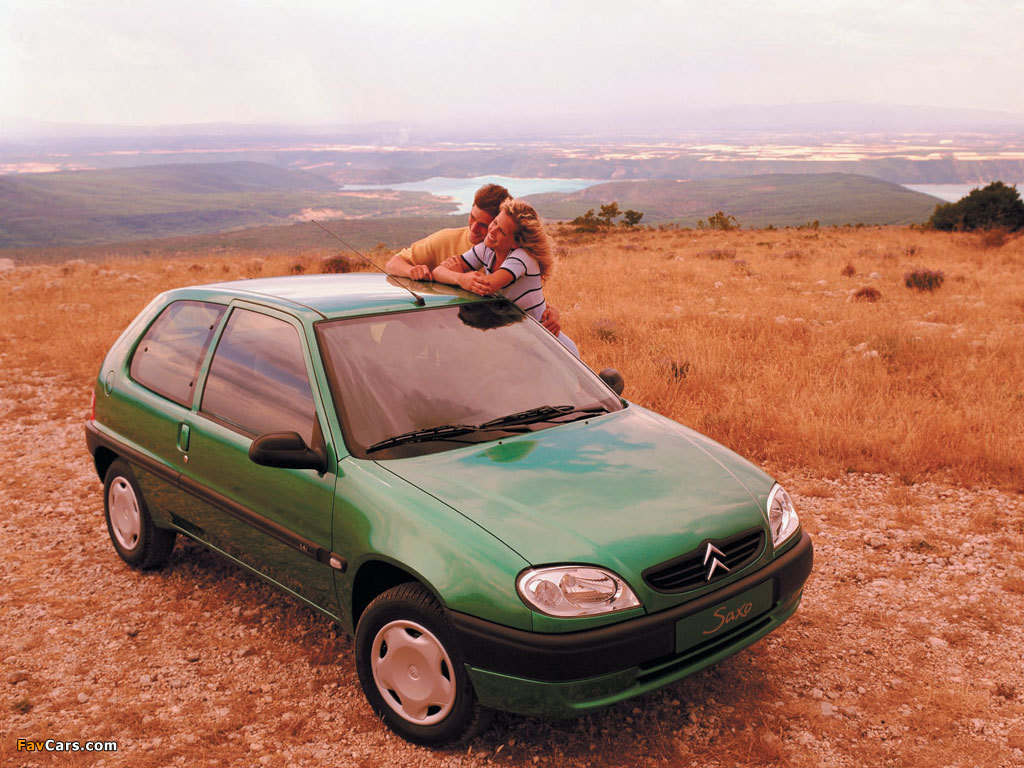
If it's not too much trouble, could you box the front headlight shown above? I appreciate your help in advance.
[767,484,800,547]
[517,566,641,617]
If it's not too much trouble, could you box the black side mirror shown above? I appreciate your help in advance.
[249,431,327,472]
[599,368,625,396]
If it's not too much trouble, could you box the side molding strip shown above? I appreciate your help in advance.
[86,422,347,572]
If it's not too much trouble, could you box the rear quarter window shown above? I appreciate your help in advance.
[129,300,226,406]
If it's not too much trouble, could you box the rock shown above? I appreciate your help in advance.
[0,258,15,273]
[6,670,29,684]
[927,636,949,649]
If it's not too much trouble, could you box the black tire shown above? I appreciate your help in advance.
[103,459,176,570]
[355,582,491,747]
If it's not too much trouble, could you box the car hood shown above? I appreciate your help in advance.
[377,406,774,591]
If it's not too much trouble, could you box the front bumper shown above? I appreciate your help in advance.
[447,530,813,717]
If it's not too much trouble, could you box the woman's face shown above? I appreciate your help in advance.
[484,211,519,253]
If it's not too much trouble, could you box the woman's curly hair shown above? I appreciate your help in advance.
[501,198,554,279]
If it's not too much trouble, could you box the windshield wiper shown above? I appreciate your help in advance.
[366,424,479,453]
[368,406,610,454]
[479,404,610,429]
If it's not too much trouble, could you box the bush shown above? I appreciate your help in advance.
[696,211,740,231]
[321,254,356,273]
[571,202,645,232]
[696,248,736,260]
[841,263,856,277]
[853,286,881,302]
[928,181,1024,232]
[904,268,945,292]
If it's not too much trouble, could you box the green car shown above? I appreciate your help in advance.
[86,273,812,746]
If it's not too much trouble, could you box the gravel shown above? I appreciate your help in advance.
[2,373,1022,768]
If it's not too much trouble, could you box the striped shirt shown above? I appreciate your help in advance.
[460,244,546,322]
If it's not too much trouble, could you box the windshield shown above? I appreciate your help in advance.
[317,301,623,459]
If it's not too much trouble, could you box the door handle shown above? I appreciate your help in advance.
[178,423,190,452]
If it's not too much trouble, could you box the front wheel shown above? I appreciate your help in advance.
[103,459,176,570]
[355,583,491,746]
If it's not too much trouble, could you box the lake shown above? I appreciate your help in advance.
[901,182,1022,202]
[342,175,602,212]
[344,176,1019,209]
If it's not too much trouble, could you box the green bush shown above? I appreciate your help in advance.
[571,202,645,232]
[928,181,1024,232]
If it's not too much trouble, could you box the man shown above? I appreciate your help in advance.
[385,183,561,334]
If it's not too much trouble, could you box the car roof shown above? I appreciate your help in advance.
[175,273,485,320]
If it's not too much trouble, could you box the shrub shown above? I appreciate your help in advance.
[841,263,856,277]
[622,209,644,227]
[697,247,736,260]
[321,254,356,273]
[904,268,945,292]
[593,318,619,342]
[571,202,645,232]
[853,286,881,302]
[667,360,691,380]
[976,229,1009,249]
[928,181,1024,232]
[696,211,740,231]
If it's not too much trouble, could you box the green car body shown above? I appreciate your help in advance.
[86,274,812,745]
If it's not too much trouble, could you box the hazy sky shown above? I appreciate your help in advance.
[3,0,1024,130]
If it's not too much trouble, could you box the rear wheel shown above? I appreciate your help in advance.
[103,459,176,569]
[355,583,491,746]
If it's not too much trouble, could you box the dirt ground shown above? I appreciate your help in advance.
[1,368,1022,768]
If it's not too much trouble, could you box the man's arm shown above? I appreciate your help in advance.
[540,303,561,335]
[385,249,432,281]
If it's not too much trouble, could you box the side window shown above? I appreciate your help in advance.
[200,309,316,445]
[130,300,226,406]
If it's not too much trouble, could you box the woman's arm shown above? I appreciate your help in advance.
[431,258,477,291]
[464,269,514,295]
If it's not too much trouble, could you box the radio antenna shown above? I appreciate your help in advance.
[310,219,425,306]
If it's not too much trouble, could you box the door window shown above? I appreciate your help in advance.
[200,309,316,445]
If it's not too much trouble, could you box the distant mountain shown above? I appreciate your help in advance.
[0,161,453,248]
[6,102,1024,140]
[523,173,942,227]
[588,102,1024,135]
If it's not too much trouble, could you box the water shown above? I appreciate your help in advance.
[902,182,1022,202]
[345,176,1020,208]
[342,175,602,212]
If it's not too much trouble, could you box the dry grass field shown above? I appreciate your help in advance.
[2,225,1023,767]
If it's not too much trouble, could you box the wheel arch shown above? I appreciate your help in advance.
[350,559,425,628]
[93,445,119,482]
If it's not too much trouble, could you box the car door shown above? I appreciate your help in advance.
[113,299,228,521]
[176,303,341,615]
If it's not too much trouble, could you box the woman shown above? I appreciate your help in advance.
[433,199,579,356]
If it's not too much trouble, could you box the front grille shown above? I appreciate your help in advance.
[643,528,765,593]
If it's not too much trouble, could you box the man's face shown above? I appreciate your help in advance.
[467,205,494,244]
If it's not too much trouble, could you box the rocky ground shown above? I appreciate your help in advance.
[2,371,1023,768]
